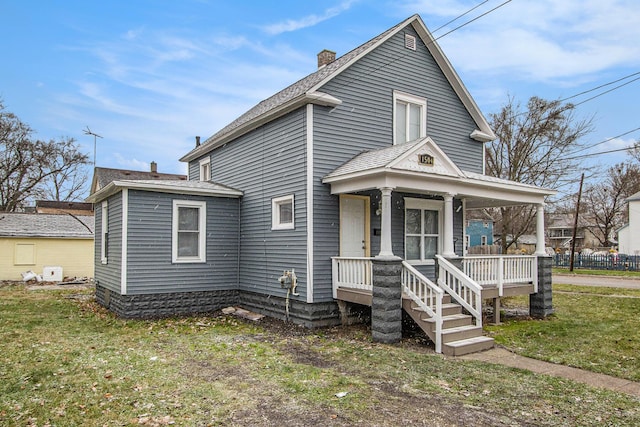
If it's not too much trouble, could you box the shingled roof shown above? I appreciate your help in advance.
[90,166,187,195]
[0,213,94,238]
[180,14,495,163]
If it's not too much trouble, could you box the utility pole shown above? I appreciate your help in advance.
[83,126,103,166]
[569,173,585,272]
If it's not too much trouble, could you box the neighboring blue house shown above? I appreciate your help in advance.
[87,15,554,353]
[466,220,493,247]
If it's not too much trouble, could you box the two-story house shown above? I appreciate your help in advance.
[88,15,555,355]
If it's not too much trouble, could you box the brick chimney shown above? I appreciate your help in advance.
[150,161,157,173]
[317,49,336,68]
[195,136,201,147]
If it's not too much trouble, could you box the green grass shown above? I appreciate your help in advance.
[1,285,639,426]
[553,267,640,278]
[487,284,640,381]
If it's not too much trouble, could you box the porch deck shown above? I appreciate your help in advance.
[336,281,535,304]
[331,255,539,355]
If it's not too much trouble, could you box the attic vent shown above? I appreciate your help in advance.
[405,34,416,51]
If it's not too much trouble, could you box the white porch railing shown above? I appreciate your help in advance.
[462,255,538,296]
[401,261,444,353]
[331,257,373,298]
[436,255,483,327]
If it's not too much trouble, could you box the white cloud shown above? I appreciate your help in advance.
[262,0,358,35]
[405,0,640,85]
[113,153,149,171]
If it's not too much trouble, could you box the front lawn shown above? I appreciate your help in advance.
[553,268,640,278]
[487,284,640,381]
[1,284,639,426]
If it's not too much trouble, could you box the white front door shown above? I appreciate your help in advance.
[340,195,370,257]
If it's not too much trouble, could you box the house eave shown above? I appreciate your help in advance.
[180,91,341,163]
[86,180,243,203]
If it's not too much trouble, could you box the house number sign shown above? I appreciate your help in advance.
[418,154,434,166]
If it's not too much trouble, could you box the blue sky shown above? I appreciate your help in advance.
[1,0,639,199]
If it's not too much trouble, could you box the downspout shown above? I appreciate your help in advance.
[237,198,241,288]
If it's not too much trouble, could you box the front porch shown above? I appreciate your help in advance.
[332,255,544,355]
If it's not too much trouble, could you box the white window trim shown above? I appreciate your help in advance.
[481,235,488,246]
[404,198,443,265]
[272,194,295,230]
[393,91,427,145]
[172,200,207,263]
[101,201,108,264]
[199,157,211,182]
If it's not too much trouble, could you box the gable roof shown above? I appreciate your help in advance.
[90,167,187,195]
[323,137,555,208]
[628,190,640,202]
[86,179,243,203]
[0,213,94,238]
[180,14,495,163]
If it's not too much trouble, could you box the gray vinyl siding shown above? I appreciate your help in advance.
[193,109,308,300]
[312,25,482,301]
[125,190,239,295]
[94,192,123,293]
[188,160,200,181]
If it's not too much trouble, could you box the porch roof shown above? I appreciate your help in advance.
[322,137,556,208]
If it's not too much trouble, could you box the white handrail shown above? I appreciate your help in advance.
[401,261,443,353]
[436,255,482,326]
[331,257,373,298]
[462,255,538,296]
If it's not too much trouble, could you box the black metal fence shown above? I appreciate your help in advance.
[554,253,640,271]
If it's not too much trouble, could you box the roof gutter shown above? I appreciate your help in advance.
[180,91,341,163]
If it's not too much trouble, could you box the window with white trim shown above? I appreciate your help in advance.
[101,201,109,264]
[393,91,426,144]
[405,198,443,264]
[199,157,211,182]
[272,195,294,230]
[481,235,488,246]
[172,200,207,263]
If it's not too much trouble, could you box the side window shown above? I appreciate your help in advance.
[172,200,207,263]
[101,201,109,264]
[393,91,426,144]
[199,157,211,182]
[272,195,294,230]
[481,235,488,246]
[404,198,443,264]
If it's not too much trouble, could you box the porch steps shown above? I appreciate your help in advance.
[402,296,494,356]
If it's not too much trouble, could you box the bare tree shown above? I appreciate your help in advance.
[0,101,90,211]
[630,140,640,164]
[486,96,594,253]
[582,162,640,247]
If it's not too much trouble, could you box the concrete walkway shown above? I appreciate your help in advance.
[460,347,640,398]
[553,273,640,289]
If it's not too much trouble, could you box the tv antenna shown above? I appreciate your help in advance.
[83,126,103,166]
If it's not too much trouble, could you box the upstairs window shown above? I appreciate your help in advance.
[199,157,211,182]
[172,200,206,263]
[394,91,426,144]
[272,195,294,230]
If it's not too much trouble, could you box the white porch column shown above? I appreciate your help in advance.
[377,187,397,259]
[442,193,456,257]
[535,203,546,255]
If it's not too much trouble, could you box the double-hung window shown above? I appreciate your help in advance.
[172,200,206,263]
[271,195,294,230]
[199,157,211,182]
[405,198,443,264]
[394,91,426,144]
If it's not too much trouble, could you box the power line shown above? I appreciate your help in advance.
[433,0,513,42]
[339,0,514,90]
[432,0,491,34]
